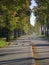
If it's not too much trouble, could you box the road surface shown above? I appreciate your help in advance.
[32,36,49,65]
[0,35,49,65]
[0,35,35,65]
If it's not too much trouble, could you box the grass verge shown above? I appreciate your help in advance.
[0,39,8,48]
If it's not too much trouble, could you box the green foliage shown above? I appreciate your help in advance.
[0,0,30,30]
[0,39,7,47]
[33,0,49,36]
[33,0,49,26]
[0,0,31,41]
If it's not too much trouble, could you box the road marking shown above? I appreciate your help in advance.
[32,45,40,65]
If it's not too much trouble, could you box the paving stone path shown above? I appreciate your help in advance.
[0,35,35,65]
[32,36,49,65]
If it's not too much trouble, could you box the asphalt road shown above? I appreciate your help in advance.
[32,37,49,65]
[0,35,35,65]
[0,35,49,65]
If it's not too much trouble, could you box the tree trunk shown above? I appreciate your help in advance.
[46,15,49,36]
[14,29,17,39]
[46,26,49,36]
[18,29,21,37]
[6,29,10,42]
[41,25,44,35]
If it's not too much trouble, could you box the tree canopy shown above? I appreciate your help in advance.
[0,0,31,41]
[0,0,30,30]
[33,0,49,35]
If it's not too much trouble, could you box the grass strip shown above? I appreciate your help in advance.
[0,39,7,47]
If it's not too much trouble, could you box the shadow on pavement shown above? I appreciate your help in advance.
[36,57,49,60]
[0,51,31,56]
[0,57,34,65]
[34,44,49,46]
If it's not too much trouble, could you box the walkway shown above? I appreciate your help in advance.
[0,35,35,65]
[0,35,49,65]
[32,36,49,65]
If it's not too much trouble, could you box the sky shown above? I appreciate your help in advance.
[30,0,37,26]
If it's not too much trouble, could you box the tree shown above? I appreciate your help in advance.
[33,0,49,36]
[0,0,30,41]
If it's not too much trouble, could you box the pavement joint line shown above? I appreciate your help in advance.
[32,44,40,65]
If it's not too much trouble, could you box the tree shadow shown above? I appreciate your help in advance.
[35,57,49,60]
[0,57,34,65]
[0,51,31,56]
[35,44,49,46]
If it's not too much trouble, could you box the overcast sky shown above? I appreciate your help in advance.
[30,0,37,26]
